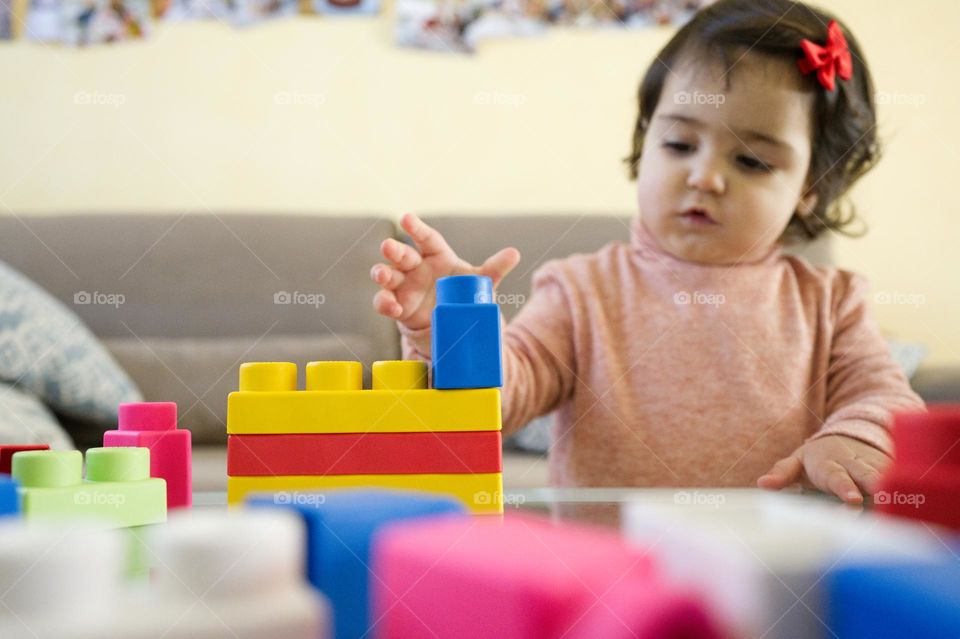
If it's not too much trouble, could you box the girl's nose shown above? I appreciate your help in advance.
[686,158,725,195]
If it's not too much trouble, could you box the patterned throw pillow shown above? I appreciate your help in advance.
[0,261,141,430]
[885,338,927,380]
[0,382,74,449]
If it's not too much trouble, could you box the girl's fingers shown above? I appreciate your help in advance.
[370,264,406,290]
[380,238,423,271]
[372,289,402,319]
[757,455,803,490]
[845,458,885,496]
[822,463,864,505]
[401,213,453,258]
[479,247,521,288]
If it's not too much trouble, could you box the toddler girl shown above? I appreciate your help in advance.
[370,0,923,505]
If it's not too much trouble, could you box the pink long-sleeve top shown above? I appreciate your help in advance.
[401,217,923,488]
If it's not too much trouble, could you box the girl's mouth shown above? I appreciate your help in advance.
[679,207,719,226]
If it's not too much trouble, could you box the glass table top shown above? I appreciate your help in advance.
[194,486,855,529]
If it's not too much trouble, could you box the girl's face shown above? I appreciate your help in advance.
[636,53,818,265]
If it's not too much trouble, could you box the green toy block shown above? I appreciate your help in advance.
[123,526,154,580]
[11,448,167,529]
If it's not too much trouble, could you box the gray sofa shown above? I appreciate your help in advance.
[1,213,956,490]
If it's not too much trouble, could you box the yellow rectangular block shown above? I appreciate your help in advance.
[227,388,501,434]
[227,472,504,515]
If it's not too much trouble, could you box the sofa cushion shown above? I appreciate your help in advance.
[886,338,927,380]
[0,260,142,431]
[104,333,382,445]
[0,213,399,346]
[911,365,960,403]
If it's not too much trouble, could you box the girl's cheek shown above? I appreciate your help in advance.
[645,158,672,186]
[636,174,659,213]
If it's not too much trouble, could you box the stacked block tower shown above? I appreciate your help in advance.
[227,275,505,514]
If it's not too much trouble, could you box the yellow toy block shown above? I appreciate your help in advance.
[306,361,362,391]
[227,361,501,434]
[240,361,297,392]
[227,472,504,514]
[372,360,427,390]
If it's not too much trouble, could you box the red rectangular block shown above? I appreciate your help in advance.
[227,431,502,476]
[0,445,50,474]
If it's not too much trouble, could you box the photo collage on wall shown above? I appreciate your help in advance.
[396,0,714,53]
[152,0,378,21]
[14,0,152,43]
[2,0,707,47]
[3,0,380,45]
[1,0,12,39]
[61,0,151,45]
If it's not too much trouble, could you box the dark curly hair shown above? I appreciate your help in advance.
[625,0,879,241]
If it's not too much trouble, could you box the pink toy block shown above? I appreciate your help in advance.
[119,402,177,431]
[104,402,192,509]
[371,513,721,639]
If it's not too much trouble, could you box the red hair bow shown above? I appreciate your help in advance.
[797,20,853,92]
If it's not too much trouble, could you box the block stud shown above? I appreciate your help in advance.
[118,402,177,431]
[85,447,150,482]
[435,275,494,305]
[372,361,428,391]
[306,361,363,391]
[239,362,297,392]
[11,450,82,488]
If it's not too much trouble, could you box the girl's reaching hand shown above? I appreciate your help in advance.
[371,213,520,331]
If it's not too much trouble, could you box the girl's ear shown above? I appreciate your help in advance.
[797,190,819,217]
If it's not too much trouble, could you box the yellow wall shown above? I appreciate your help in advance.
[1,0,958,363]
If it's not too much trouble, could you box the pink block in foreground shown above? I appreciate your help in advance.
[371,513,721,639]
[104,402,192,509]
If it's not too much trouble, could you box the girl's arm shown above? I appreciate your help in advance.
[760,272,925,504]
[809,272,924,453]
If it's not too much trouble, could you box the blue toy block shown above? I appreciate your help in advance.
[0,476,19,516]
[431,275,503,389]
[248,489,466,639]
[827,562,960,639]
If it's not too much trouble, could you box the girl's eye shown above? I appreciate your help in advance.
[737,155,773,172]
[663,141,693,153]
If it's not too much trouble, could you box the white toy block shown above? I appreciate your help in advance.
[0,512,329,639]
[141,509,330,639]
[622,489,946,639]
[0,520,125,639]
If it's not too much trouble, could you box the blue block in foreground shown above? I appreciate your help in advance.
[0,476,19,516]
[827,562,960,639]
[248,489,465,639]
